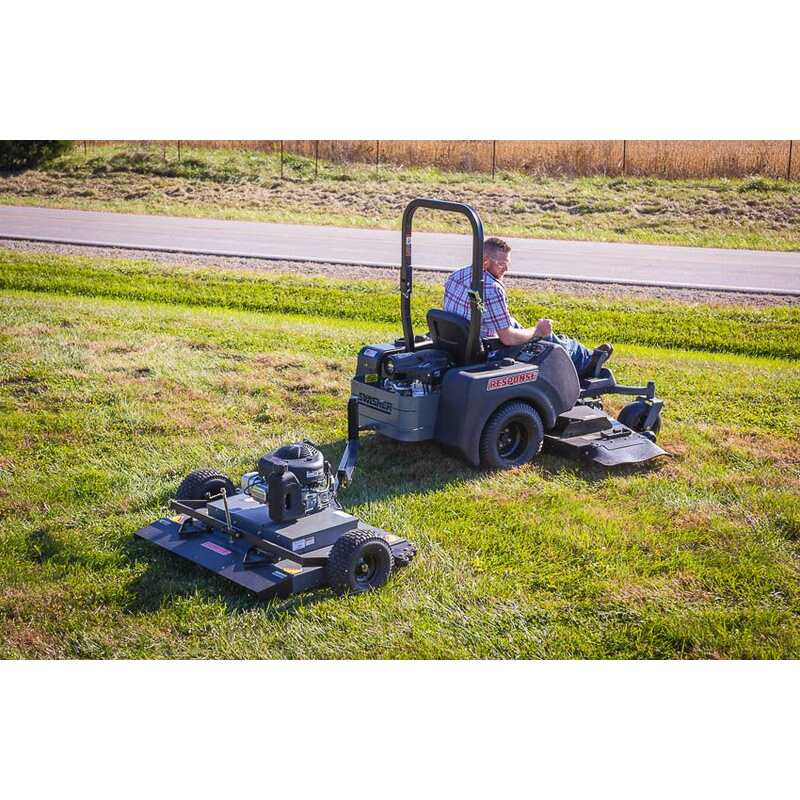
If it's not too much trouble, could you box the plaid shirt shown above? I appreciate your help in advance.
[443,266,512,338]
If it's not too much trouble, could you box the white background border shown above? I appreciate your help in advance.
[2,2,798,796]
[4,1,798,137]
[1,661,797,798]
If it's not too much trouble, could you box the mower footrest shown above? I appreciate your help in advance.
[551,405,612,437]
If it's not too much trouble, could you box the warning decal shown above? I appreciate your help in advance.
[201,541,232,556]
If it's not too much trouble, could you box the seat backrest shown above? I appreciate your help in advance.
[427,309,483,365]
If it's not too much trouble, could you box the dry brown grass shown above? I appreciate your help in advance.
[91,140,799,179]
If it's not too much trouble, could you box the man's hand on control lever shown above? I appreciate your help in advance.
[496,317,554,347]
[533,318,553,338]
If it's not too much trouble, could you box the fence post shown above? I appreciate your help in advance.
[280,141,284,179]
[177,141,181,163]
[83,141,87,156]
[375,140,380,172]
[314,140,319,179]
[788,140,794,181]
[622,140,627,175]
[491,140,496,179]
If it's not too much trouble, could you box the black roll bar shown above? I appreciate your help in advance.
[400,198,485,364]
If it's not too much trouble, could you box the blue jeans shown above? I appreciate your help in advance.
[543,333,593,377]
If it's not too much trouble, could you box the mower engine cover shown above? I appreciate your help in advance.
[383,349,451,384]
[356,342,402,382]
[258,441,326,486]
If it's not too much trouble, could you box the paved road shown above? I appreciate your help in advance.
[1,205,798,294]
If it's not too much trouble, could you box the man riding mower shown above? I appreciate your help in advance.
[351,198,667,468]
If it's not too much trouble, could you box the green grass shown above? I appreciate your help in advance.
[2,142,799,251]
[51,143,297,183]
[2,250,799,360]
[1,253,799,658]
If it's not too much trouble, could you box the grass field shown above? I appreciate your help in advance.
[1,250,799,658]
[2,142,799,251]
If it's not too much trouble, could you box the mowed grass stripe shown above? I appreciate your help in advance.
[1,250,799,359]
[1,281,799,659]
[2,289,798,438]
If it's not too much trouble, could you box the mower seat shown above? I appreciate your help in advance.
[427,309,486,366]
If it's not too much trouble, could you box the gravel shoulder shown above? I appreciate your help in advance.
[1,239,796,307]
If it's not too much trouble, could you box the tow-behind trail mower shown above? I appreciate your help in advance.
[351,198,667,468]
[135,400,416,599]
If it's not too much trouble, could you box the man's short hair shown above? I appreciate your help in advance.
[484,237,511,260]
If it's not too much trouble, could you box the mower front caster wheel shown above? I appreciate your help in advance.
[176,469,236,502]
[617,401,662,441]
[327,530,394,594]
[480,401,544,469]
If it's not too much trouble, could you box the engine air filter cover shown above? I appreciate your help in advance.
[258,441,326,486]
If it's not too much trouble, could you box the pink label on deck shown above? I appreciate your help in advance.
[201,541,232,556]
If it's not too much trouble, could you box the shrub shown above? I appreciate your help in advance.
[737,176,791,193]
[0,141,74,172]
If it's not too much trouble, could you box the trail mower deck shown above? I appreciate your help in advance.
[136,503,413,600]
[134,400,416,599]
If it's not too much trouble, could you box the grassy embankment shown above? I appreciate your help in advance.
[1,249,799,658]
[1,143,798,251]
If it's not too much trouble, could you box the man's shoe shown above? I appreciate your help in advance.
[587,343,614,377]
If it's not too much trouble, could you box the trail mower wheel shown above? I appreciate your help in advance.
[176,469,236,502]
[327,530,394,594]
[617,401,662,440]
[480,401,544,469]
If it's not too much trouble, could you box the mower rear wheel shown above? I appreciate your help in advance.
[327,530,394,594]
[176,469,236,502]
[617,401,662,440]
[480,401,544,468]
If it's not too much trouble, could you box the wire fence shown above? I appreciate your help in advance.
[89,140,799,180]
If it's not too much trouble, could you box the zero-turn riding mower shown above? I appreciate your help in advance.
[351,198,667,469]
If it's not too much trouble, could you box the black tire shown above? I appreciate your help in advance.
[479,401,544,469]
[327,530,394,594]
[617,401,662,439]
[175,468,236,502]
